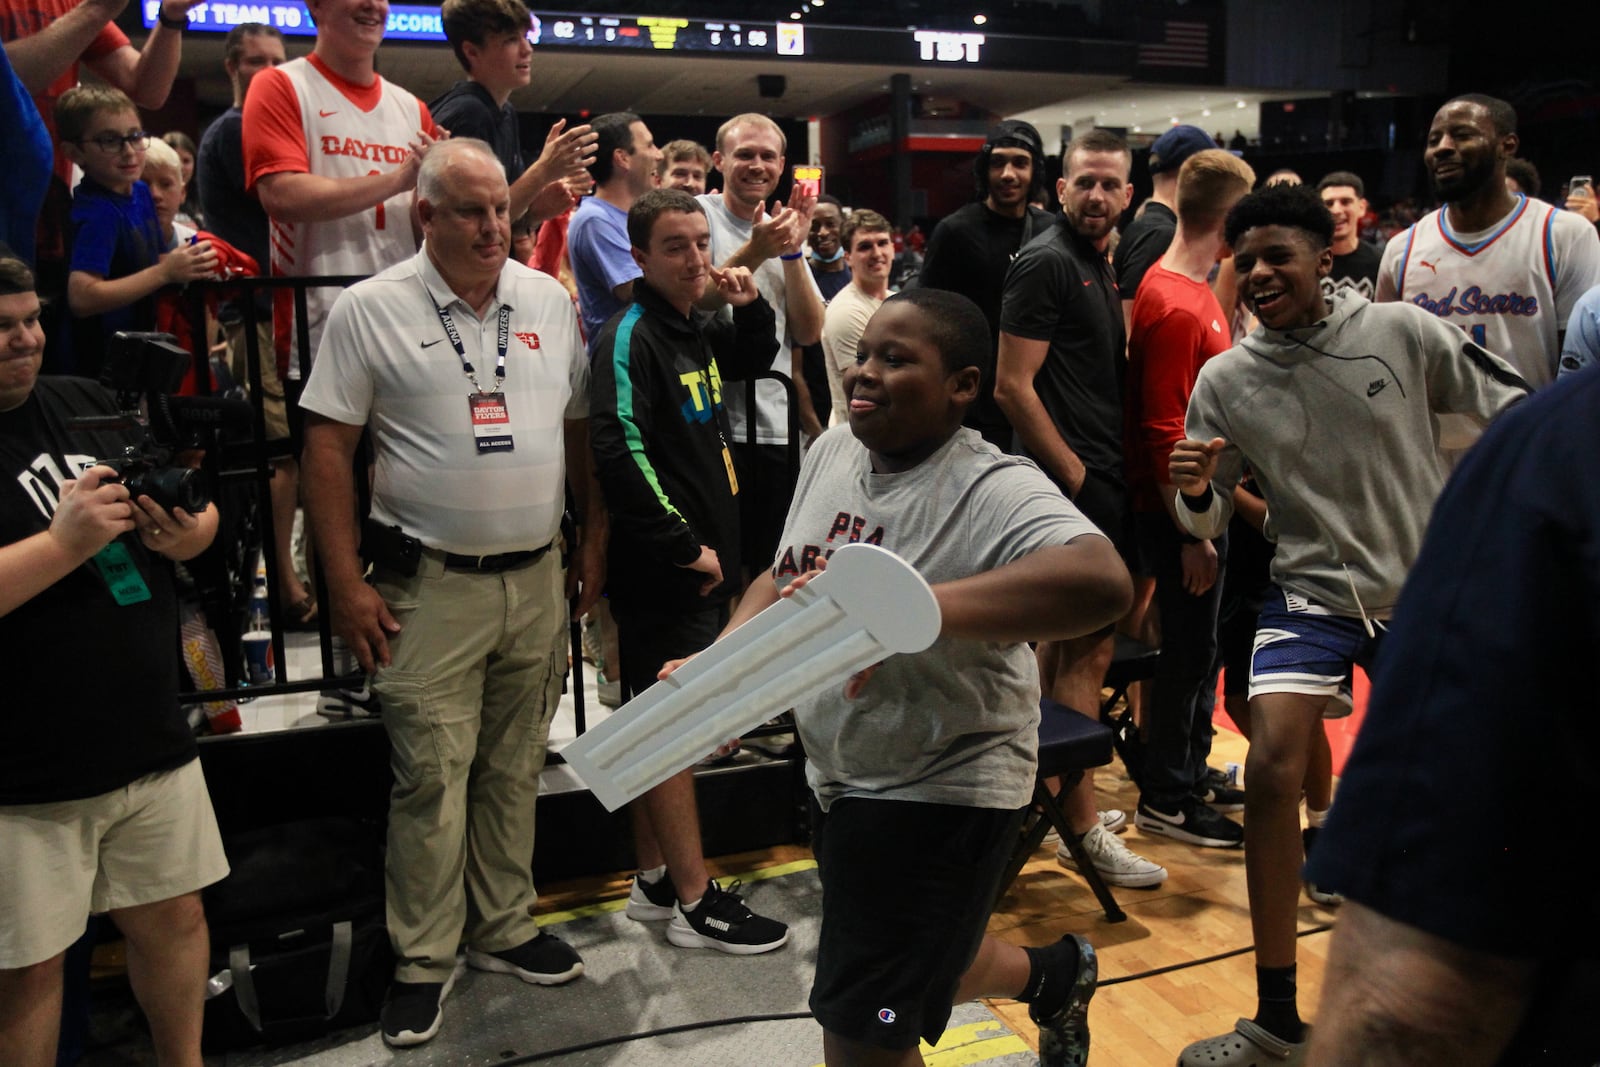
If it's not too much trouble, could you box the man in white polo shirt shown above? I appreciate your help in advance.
[300,139,604,1049]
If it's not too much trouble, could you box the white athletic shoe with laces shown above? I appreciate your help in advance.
[1058,823,1169,888]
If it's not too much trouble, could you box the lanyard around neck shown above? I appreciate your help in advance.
[429,287,510,395]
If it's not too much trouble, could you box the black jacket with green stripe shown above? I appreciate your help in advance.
[590,279,778,610]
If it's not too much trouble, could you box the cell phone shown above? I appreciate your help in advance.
[1569,175,1594,197]
[792,164,824,198]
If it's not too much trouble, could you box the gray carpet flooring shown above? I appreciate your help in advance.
[127,862,1036,1067]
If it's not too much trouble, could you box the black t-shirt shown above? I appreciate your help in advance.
[1321,240,1381,299]
[429,81,524,183]
[0,378,194,804]
[798,262,852,429]
[1112,200,1177,301]
[999,215,1127,481]
[197,107,269,271]
[919,201,1055,445]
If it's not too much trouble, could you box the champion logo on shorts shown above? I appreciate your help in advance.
[878,1008,897,1024]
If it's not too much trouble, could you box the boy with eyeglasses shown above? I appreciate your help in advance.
[57,86,215,378]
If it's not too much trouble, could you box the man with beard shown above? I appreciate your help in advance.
[1378,94,1600,389]
[1316,170,1380,298]
[994,129,1170,892]
[920,120,1054,450]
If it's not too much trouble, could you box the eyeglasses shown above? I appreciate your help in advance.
[78,132,151,153]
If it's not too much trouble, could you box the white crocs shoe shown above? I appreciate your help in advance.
[1177,1018,1308,1066]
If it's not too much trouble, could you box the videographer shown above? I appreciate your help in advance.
[0,252,228,1067]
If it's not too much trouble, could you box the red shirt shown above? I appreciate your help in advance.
[1124,262,1231,513]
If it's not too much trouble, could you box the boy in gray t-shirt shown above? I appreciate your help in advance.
[716,289,1132,1066]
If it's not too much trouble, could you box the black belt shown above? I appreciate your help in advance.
[435,542,552,573]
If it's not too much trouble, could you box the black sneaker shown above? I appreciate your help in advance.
[1030,934,1098,1067]
[381,974,454,1048]
[666,879,788,955]
[1195,781,1246,813]
[1205,766,1233,790]
[465,932,584,985]
[625,871,677,921]
[1135,797,1244,848]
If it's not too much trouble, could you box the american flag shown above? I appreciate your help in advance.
[1138,20,1211,69]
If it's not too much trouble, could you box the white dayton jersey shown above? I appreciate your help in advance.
[1378,194,1600,388]
[243,55,432,379]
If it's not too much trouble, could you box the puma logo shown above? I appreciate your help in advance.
[1418,258,1438,273]
[1367,378,1389,397]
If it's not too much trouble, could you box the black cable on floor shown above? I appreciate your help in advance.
[495,1010,817,1064]
[1101,922,1334,986]
[492,924,1337,1063]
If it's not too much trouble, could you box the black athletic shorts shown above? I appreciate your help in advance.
[610,600,726,701]
[732,442,797,576]
[1065,466,1136,570]
[809,797,1024,1050]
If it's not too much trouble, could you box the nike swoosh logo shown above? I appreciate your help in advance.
[319,109,338,117]
[1082,280,1094,286]
[421,339,443,348]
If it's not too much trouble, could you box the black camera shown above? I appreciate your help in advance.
[99,452,209,515]
[69,332,252,514]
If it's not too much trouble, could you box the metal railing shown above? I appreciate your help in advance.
[170,273,801,750]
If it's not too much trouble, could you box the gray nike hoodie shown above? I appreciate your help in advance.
[1178,289,1528,616]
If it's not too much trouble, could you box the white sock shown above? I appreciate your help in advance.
[638,864,667,884]
[1306,806,1330,828]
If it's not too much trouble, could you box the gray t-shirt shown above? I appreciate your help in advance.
[698,192,823,445]
[773,425,1103,811]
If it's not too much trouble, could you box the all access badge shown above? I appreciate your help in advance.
[468,391,515,453]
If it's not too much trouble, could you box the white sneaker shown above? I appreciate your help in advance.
[1058,823,1169,888]
[1042,809,1124,847]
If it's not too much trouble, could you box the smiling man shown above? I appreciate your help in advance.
[432,0,595,226]
[820,208,893,426]
[1377,93,1600,389]
[698,112,824,579]
[300,139,603,1048]
[587,187,790,960]
[1316,170,1379,298]
[1168,182,1528,1067]
[243,0,443,386]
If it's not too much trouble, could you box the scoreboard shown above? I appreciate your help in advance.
[141,1,805,54]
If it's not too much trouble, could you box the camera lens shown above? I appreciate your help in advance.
[131,467,210,514]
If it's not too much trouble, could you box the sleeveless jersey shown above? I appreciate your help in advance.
[1377,195,1600,388]
[244,56,431,379]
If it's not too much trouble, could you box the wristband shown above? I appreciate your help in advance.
[780,251,803,261]
[157,7,189,29]
[1180,485,1215,513]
